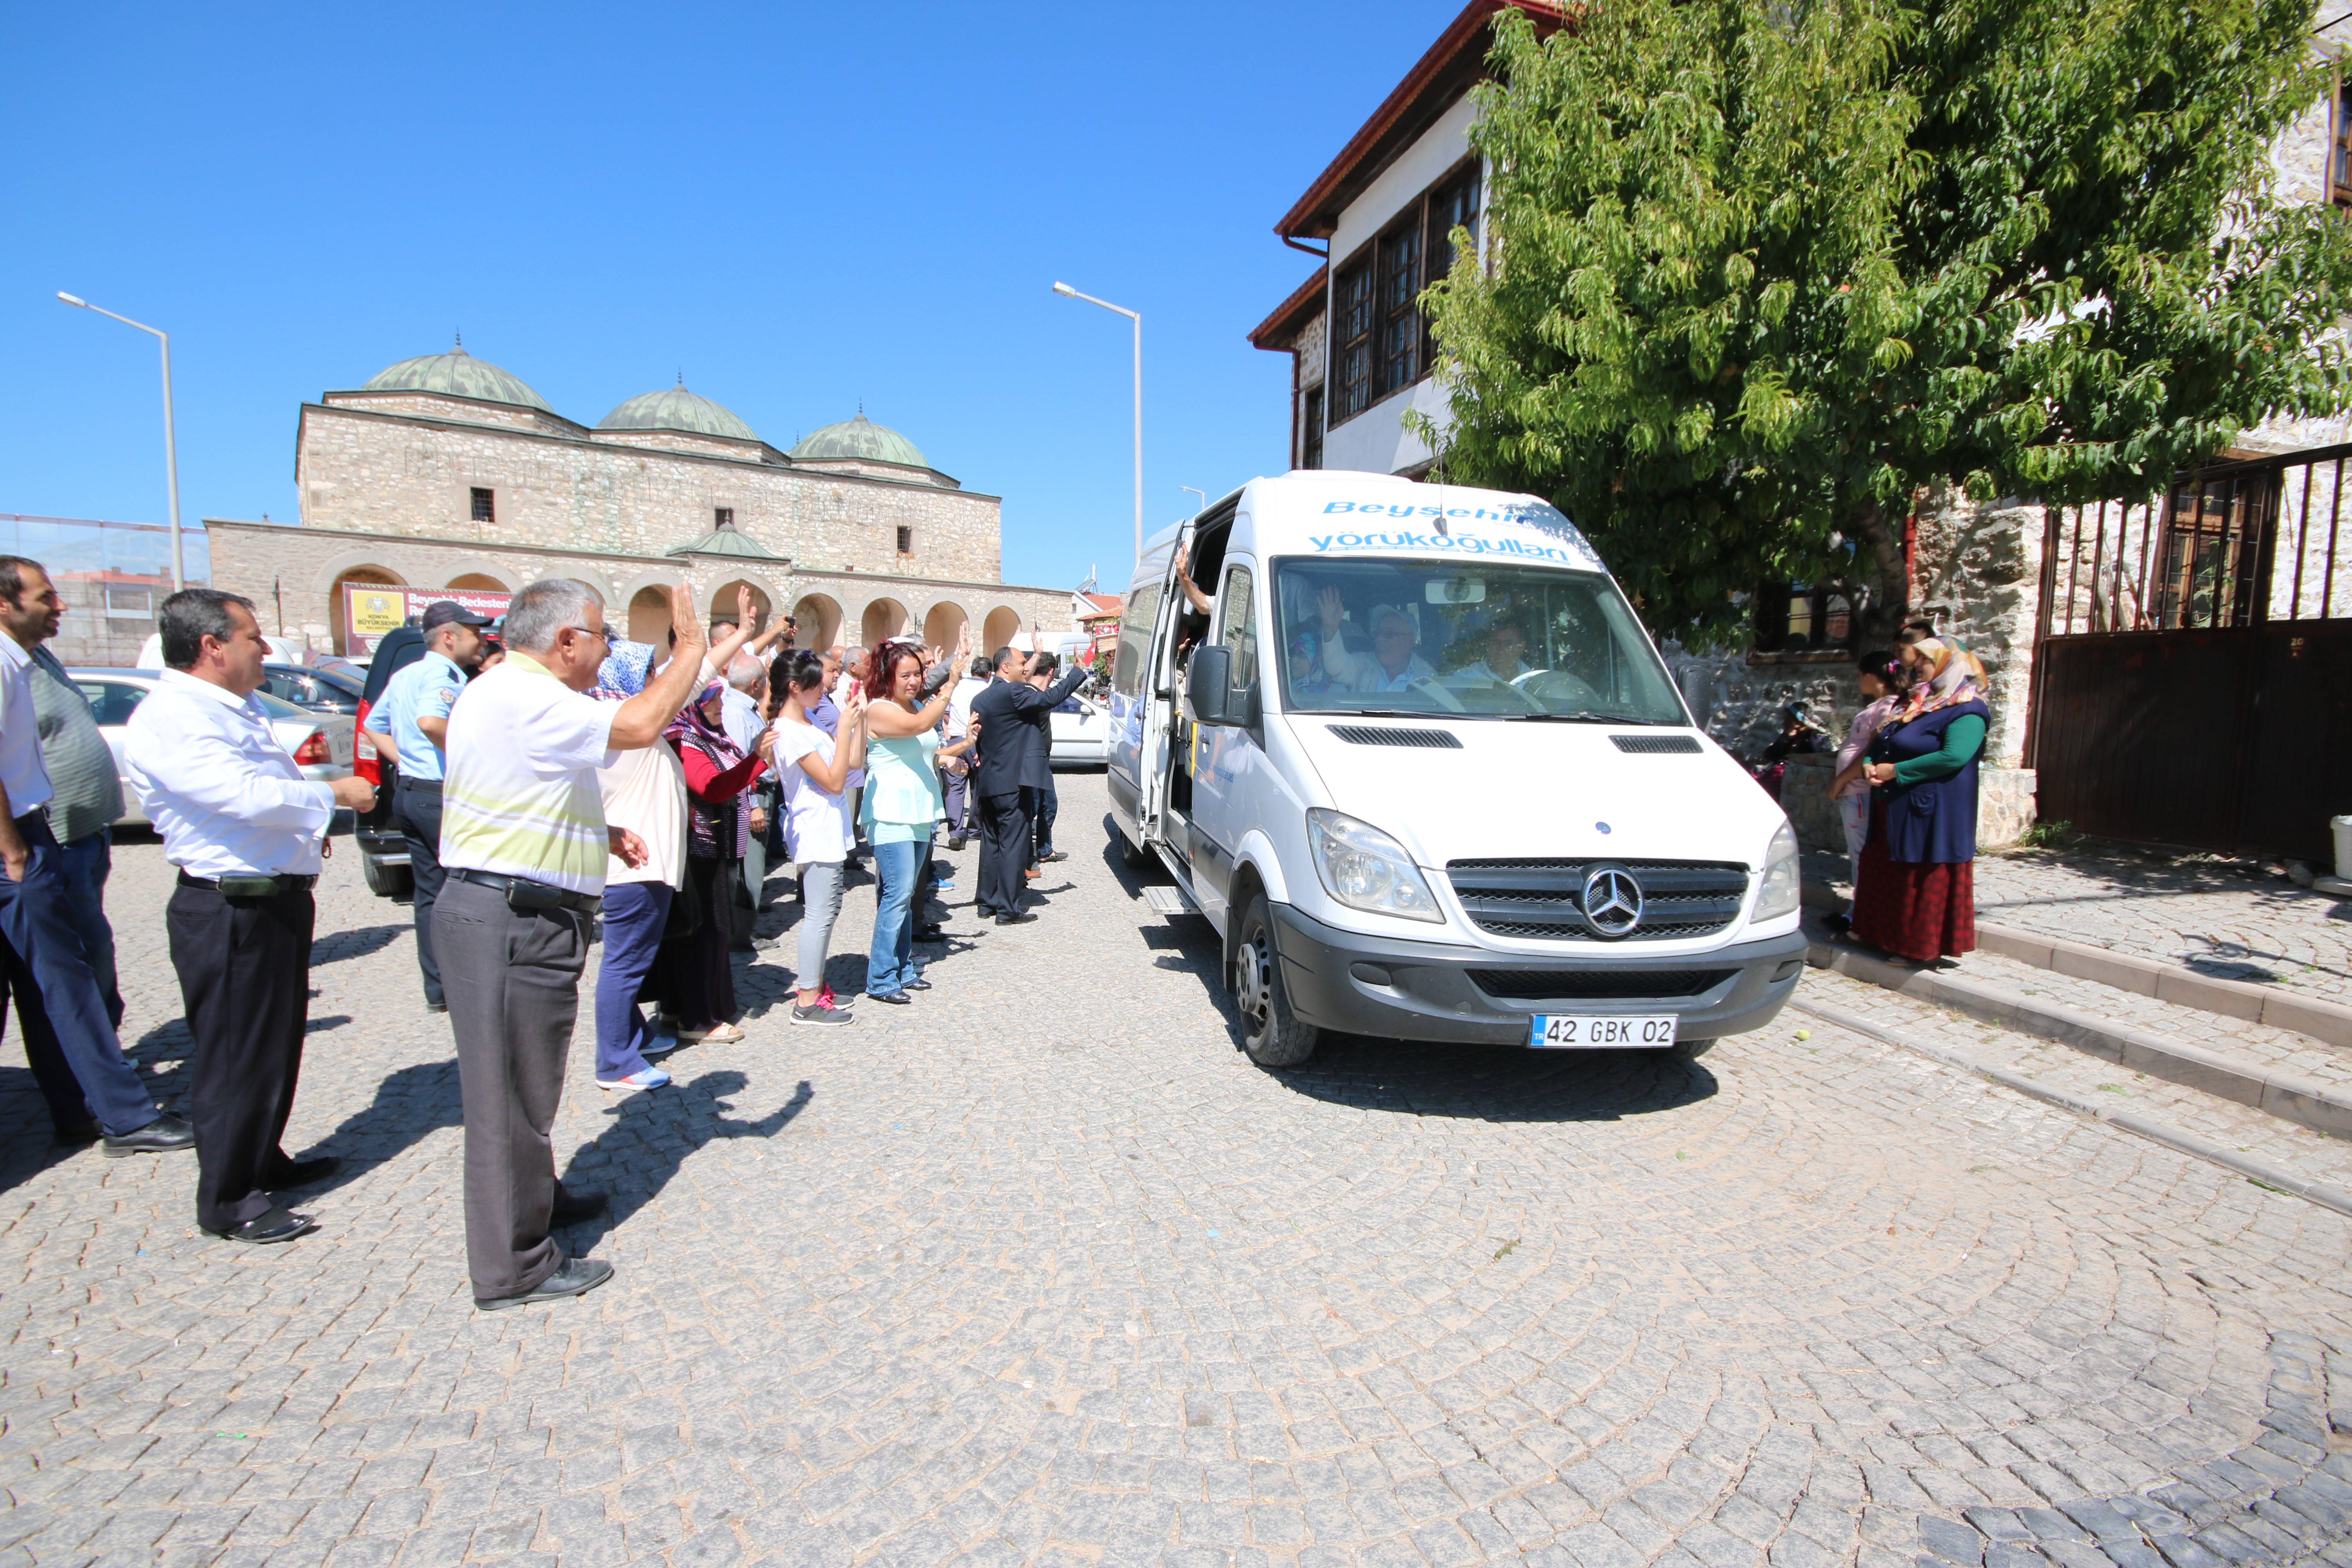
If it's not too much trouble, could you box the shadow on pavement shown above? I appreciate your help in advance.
[311,924,408,966]
[558,1069,811,1246]
[0,1068,87,1191]
[294,1058,465,1197]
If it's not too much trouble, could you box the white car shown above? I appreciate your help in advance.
[1049,691,1111,766]
[69,668,356,826]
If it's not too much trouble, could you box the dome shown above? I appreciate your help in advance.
[789,411,928,469]
[361,338,551,411]
[597,378,757,442]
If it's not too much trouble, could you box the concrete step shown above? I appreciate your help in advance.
[1804,913,2352,1142]
[1802,877,2352,1050]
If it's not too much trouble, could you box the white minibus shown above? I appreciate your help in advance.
[1104,470,1807,1067]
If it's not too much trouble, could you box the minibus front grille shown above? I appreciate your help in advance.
[1445,858,1749,942]
[1468,967,1735,1000]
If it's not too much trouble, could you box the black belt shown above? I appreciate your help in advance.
[179,871,317,896]
[454,867,600,913]
[397,777,443,795]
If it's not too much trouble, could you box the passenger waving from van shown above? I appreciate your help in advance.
[1314,589,1436,693]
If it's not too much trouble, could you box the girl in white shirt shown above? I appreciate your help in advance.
[775,652,867,1025]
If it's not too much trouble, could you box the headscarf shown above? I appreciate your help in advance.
[596,640,655,702]
[1896,636,1987,722]
[665,677,753,857]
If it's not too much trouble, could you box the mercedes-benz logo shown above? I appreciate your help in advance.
[1581,865,1644,939]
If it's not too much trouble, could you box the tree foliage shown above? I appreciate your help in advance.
[1421,0,2352,644]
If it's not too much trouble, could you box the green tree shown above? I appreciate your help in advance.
[1421,0,2352,645]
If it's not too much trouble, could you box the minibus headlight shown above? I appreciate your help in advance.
[1306,809,1443,923]
[1753,820,1801,922]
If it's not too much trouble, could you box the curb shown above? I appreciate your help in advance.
[1800,879,2352,1052]
[1971,919,2352,1051]
[1788,996,2352,1220]
[1805,935,2352,1142]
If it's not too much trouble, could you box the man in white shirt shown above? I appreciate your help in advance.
[0,556,188,1158]
[436,577,710,1310]
[1314,592,1437,693]
[123,590,376,1243]
[943,655,989,849]
[1455,621,1534,687]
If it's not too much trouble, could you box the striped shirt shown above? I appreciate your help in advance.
[439,653,618,895]
[24,644,123,844]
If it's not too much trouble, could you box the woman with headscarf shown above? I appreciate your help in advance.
[1824,651,1907,890]
[1847,636,1992,966]
[590,641,690,1091]
[647,665,771,1041]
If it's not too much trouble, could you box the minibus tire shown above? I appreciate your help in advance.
[1112,820,1149,871]
[362,856,411,899]
[1234,893,1318,1067]
[1670,1038,1715,1062]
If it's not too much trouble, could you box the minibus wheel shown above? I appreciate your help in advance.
[1112,820,1149,872]
[1670,1038,1715,1062]
[1234,893,1318,1067]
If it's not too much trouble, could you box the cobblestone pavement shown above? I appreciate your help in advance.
[7,773,2352,1567]
[1807,841,2352,1007]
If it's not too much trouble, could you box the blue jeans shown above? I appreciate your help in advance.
[865,834,929,996]
[594,881,672,1080]
[0,815,155,1136]
[56,831,122,1030]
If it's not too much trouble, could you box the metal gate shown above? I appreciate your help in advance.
[2030,443,2352,863]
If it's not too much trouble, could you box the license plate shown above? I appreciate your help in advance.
[1530,1014,1678,1049]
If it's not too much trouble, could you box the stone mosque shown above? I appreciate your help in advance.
[200,340,1068,655]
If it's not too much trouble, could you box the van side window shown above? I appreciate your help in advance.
[1113,579,1161,698]
[1216,566,1256,690]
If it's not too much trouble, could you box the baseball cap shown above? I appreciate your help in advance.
[420,601,494,632]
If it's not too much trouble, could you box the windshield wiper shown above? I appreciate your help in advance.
[1506,710,1653,724]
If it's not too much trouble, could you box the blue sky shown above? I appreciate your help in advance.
[1,2,1460,594]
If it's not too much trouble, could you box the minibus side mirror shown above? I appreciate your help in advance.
[1188,646,1249,726]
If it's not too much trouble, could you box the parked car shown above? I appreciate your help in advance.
[1049,691,1111,766]
[69,669,356,828]
[261,661,365,715]
[350,626,428,897]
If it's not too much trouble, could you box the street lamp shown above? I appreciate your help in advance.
[1179,486,1207,515]
[57,291,184,590]
[1052,281,1142,566]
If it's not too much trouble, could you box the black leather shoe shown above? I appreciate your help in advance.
[425,999,448,1014]
[53,1118,100,1147]
[947,836,968,851]
[264,1155,340,1189]
[103,1112,195,1158]
[205,1205,318,1245]
[475,1256,613,1312]
[550,1188,608,1225]
[913,924,946,942]
[994,912,1037,926]
[1040,849,1069,863]
[864,990,913,1005]
[902,977,933,991]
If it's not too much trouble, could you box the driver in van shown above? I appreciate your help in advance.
[1314,589,1436,693]
[1456,621,1533,685]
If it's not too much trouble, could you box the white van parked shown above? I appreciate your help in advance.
[1105,470,1806,1067]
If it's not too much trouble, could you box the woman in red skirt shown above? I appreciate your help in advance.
[1848,637,1990,966]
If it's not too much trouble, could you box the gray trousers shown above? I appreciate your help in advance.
[435,877,593,1301]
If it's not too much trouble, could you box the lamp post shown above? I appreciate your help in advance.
[1179,485,1207,515]
[57,292,183,590]
[1052,281,1142,567]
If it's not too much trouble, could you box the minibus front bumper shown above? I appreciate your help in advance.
[1269,903,1808,1047]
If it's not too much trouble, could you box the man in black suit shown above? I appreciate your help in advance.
[969,645,1087,925]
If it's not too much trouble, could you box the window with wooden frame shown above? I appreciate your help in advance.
[469,486,495,523]
[1376,221,1422,397]
[714,506,734,528]
[1301,385,1325,470]
[2333,72,2352,208]
[896,526,914,554]
[1752,579,1859,654]
[1331,262,1375,421]
[1326,156,1483,429]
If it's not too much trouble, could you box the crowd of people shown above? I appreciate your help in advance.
[0,560,1102,1310]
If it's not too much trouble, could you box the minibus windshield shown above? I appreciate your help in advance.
[1269,558,1689,723]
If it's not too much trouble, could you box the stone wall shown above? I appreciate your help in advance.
[200,519,1068,661]
[295,404,1002,584]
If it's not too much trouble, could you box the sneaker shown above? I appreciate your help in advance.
[791,1002,853,1026]
[641,1032,681,1058]
[818,985,854,1010]
[596,1067,671,1092]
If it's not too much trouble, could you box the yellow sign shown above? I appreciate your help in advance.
[347,586,405,637]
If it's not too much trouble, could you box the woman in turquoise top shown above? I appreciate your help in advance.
[861,633,974,1000]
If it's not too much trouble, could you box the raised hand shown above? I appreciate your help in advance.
[1317,586,1345,638]
[735,583,757,631]
[670,579,705,652]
